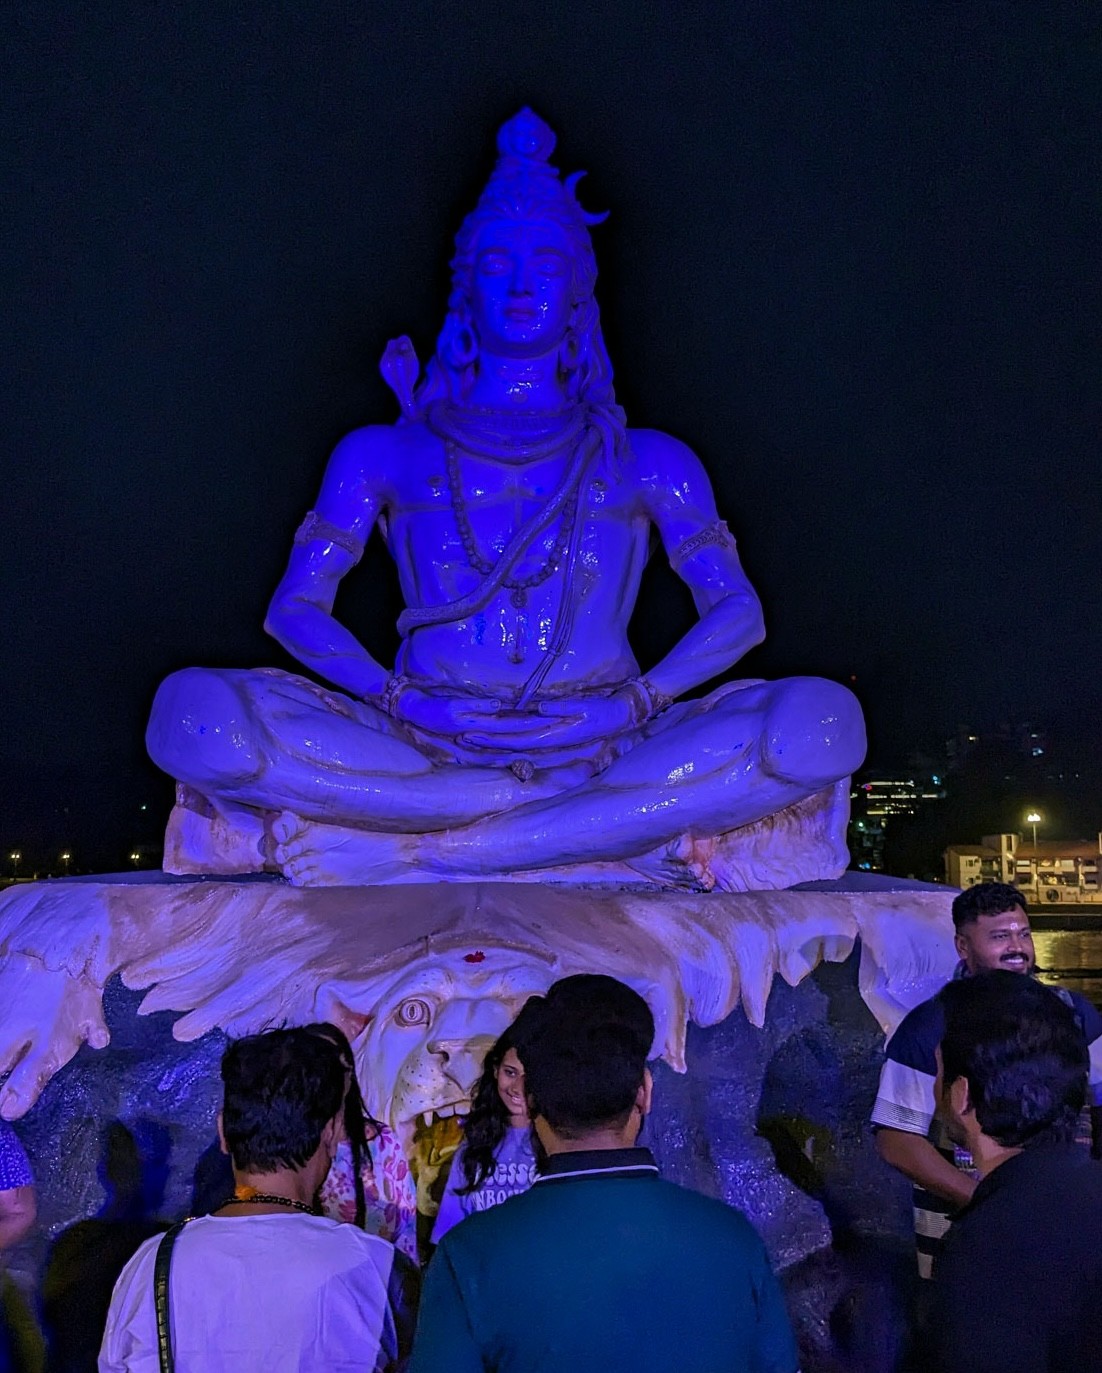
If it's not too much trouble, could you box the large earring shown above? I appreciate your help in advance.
[444,312,479,369]
[453,325,478,367]
[558,330,580,374]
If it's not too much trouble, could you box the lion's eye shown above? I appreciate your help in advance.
[395,998,432,1027]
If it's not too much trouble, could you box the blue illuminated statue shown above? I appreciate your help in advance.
[146,110,865,888]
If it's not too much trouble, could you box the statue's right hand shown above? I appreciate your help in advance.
[389,685,502,736]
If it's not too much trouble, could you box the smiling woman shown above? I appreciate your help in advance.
[430,1000,544,1246]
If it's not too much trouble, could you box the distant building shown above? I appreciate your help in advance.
[849,774,944,871]
[945,833,1102,903]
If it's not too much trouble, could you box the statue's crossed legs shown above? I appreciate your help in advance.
[149,668,865,886]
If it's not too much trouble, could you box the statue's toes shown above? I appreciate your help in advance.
[270,810,304,847]
[282,857,315,887]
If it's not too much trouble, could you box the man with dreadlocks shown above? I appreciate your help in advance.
[147,109,864,888]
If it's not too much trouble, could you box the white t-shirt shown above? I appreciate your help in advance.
[98,1212,405,1372]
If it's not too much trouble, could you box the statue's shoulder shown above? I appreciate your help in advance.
[624,427,713,487]
[324,420,435,483]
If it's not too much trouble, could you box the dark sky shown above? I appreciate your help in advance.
[3,1,1100,859]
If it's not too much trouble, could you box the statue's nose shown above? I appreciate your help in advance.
[428,1034,495,1097]
[509,260,535,294]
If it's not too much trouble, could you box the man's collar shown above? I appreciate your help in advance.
[965,1140,1082,1208]
[534,1147,659,1184]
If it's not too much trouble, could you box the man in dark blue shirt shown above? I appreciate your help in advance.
[410,974,799,1373]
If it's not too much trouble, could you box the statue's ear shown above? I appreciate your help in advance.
[314,986,374,1043]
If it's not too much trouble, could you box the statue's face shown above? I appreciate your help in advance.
[469,219,576,358]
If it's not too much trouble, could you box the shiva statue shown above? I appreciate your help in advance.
[146,109,866,889]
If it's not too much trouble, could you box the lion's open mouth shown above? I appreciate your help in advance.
[402,1102,470,1214]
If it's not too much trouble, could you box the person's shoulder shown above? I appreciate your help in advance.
[324,1219,402,1280]
[1064,987,1102,1040]
[884,990,946,1066]
[300,1212,395,1254]
[110,1227,166,1293]
[650,1178,765,1241]
[436,1178,538,1249]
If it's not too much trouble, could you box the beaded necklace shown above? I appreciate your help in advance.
[444,439,580,609]
[221,1186,319,1216]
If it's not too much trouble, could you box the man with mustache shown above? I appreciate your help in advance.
[870,881,1102,1280]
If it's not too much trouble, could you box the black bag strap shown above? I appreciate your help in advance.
[153,1220,189,1373]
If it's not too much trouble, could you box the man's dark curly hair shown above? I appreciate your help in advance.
[938,971,1087,1149]
[513,974,654,1137]
[951,881,1027,930]
[221,1028,346,1174]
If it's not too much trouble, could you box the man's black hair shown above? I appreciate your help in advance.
[221,1027,346,1173]
[512,974,654,1136]
[951,881,1027,931]
[938,971,1087,1149]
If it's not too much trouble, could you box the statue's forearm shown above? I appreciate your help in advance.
[642,591,765,703]
[264,600,390,700]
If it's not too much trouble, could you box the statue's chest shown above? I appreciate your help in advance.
[394,449,633,539]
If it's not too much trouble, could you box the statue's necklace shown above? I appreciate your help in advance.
[429,401,586,463]
[444,437,581,610]
[223,1186,319,1216]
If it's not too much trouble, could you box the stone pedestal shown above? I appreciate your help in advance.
[0,873,955,1369]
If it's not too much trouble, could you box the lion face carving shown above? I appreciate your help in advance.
[347,952,551,1129]
[329,950,553,1207]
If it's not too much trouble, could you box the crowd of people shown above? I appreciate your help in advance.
[0,881,1099,1371]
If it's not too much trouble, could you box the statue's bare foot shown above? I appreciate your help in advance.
[615,834,715,891]
[272,813,427,886]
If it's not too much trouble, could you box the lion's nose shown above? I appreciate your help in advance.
[428,1035,494,1096]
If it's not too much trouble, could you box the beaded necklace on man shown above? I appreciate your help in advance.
[220,1185,319,1216]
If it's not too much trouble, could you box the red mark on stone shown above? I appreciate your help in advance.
[464,951,486,963]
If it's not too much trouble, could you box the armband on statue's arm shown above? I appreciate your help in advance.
[668,520,736,574]
[293,511,367,565]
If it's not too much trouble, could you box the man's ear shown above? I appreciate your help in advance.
[216,1112,229,1157]
[637,1068,653,1117]
[320,1114,341,1162]
[949,1075,972,1121]
[953,929,969,964]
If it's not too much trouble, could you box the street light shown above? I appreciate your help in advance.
[60,851,71,874]
[1026,811,1042,850]
[9,851,20,878]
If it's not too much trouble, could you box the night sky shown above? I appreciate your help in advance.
[3,2,1100,863]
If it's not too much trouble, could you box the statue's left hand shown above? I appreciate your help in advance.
[461,690,638,752]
